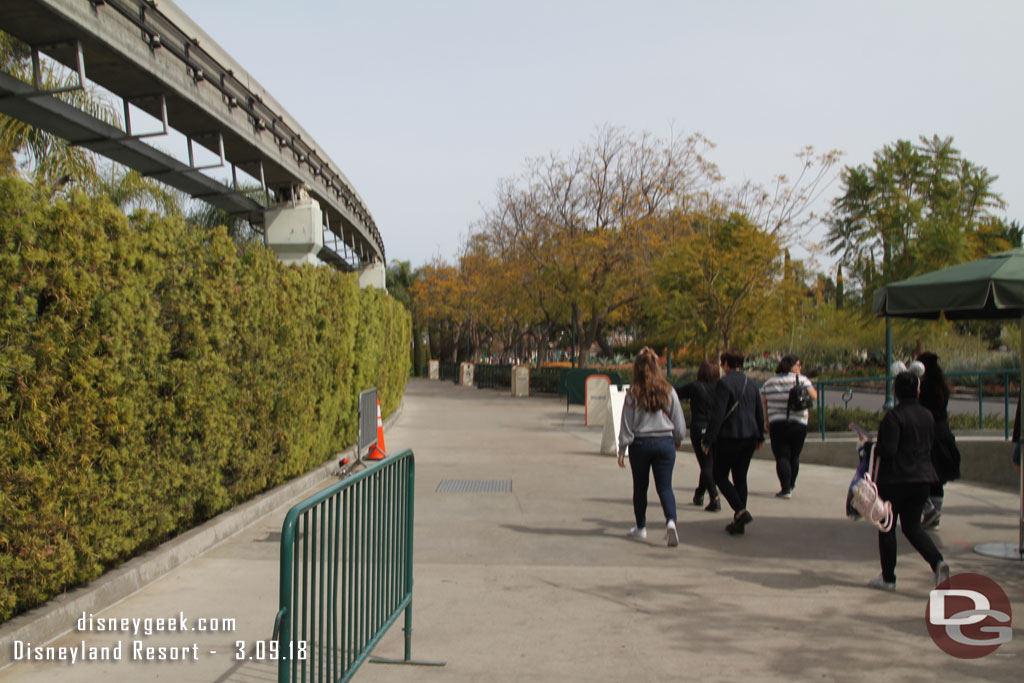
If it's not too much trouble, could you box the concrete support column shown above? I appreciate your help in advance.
[358,259,386,290]
[264,194,323,266]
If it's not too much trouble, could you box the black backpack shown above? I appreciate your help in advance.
[786,374,814,418]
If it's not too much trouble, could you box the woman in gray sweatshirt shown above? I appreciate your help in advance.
[617,347,687,546]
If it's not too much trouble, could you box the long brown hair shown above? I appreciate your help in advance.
[629,347,672,412]
[697,359,720,384]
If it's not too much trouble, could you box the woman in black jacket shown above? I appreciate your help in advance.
[702,349,765,535]
[677,360,721,512]
[869,371,949,591]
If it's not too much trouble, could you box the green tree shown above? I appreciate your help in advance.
[653,210,784,353]
[386,260,416,310]
[826,135,1008,303]
[411,259,467,363]
[387,259,425,375]
[481,126,719,364]
[87,164,184,217]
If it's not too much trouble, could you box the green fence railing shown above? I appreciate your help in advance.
[814,368,1020,440]
[273,450,442,682]
[438,361,458,383]
[474,363,513,389]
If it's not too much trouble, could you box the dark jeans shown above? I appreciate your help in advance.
[877,482,944,583]
[769,420,807,492]
[712,437,758,513]
[689,427,718,500]
[628,436,677,528]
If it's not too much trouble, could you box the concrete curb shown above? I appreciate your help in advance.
[0,402,403,670]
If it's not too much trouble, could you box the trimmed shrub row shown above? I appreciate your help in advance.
[0,178,410,621]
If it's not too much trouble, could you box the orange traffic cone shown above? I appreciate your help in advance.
[366,398,387,460]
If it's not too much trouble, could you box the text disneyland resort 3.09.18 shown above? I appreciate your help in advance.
[12,611,307,665]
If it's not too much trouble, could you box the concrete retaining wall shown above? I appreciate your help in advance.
[755,432,1020,492]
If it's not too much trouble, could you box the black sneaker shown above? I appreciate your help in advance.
[705,497,721,512]
[775,490,793,499]
[692,490,705,506]
[725,520,744,535]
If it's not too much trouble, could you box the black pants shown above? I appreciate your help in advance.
[713,437,758,513]
[690,426,718,500]
[877,482,944,583]
[769,420,807,492]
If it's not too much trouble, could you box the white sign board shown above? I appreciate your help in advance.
[600,385,630,455]
[585,374,611,427]
[512,365,530,397]
[459,362,475,386]
[428,360,440,380]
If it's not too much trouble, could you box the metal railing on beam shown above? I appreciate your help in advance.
[0,0,385,266]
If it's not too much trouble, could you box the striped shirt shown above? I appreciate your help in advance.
[762,372,814,425]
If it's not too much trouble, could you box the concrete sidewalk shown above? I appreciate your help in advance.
[2,378,1022,682]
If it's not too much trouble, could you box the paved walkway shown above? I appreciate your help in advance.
[2,378,1022,682]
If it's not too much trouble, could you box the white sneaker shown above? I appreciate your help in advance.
[666,520,679,547]
[867,575,896,592]
[628,526,647,539]
[934,561,950,587]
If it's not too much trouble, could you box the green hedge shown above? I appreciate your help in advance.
[0,178,410,622]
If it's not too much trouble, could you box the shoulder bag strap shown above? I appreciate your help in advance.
[725,376,748,420]
[787,373,800,420]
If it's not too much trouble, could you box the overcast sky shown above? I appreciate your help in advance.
[172,0,1024,271]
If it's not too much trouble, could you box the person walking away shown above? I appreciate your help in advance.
[618,347,687,546]
[761,354,817,499]
[702,349,765,535]
[868,371,950,591]
[916,352,961,529]
[676,359,721,511]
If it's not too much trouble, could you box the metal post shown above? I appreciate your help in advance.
[570,309,577,369]
[978,374,984,431]
[1004,372,1011,441]
[404,458,415,662]
[884,317,894,409]
[818,384,826,440]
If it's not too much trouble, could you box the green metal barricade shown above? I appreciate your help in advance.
[273,449,441,682]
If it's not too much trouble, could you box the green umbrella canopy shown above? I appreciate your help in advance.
[873,248,1024,320]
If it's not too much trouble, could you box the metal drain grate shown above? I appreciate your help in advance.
[435,479,512,493]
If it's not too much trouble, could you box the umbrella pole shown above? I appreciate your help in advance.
[884,318,894,409]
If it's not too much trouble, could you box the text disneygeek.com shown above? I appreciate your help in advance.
[11,611,308,665]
